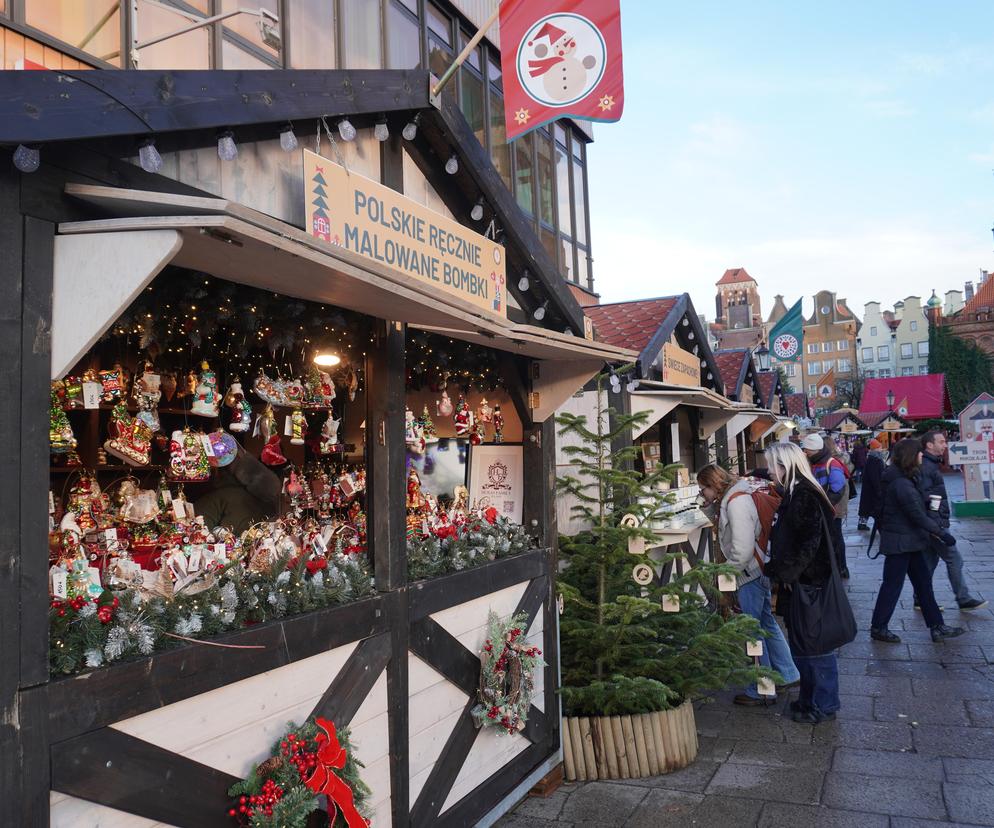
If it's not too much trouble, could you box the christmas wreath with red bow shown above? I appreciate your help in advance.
[472,611,545,735]
[227,717,371,828]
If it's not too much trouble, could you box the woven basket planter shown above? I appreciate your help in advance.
[561,700,698,781]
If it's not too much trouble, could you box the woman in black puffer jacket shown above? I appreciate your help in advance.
[870,438,965,644]
[764,442,839,724]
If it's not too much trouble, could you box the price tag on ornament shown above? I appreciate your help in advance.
[201,435,215,457]
[284,416,293,436]
[662,594,681,613]
[718,573,737,592]
[757,676,776,697]
[86,566,103,591]
[172,499,186,522]
[82,381,102,409]
[187,545,203,572]
[213,542,227,562]
[746,639,764,657]
[632,563,655,586]
[104,528,117,543]
[51,568,68,599]
[48,490,55,514]
[185,501,196,520]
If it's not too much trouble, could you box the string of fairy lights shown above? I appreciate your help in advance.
[97,270,506,396]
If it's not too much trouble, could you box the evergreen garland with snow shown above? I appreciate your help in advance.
[407,511,532,580]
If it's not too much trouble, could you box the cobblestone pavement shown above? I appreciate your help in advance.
[498,474,994,827]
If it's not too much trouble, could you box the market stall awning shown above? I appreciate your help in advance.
[628,380,736,440]
[724,410,760,441]
[55,184,636,385]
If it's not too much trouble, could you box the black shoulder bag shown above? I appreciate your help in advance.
[786,508,857,656]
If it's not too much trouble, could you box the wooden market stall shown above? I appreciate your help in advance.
[0,70,636,827]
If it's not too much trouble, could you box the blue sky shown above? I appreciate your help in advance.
[586,1,994,322]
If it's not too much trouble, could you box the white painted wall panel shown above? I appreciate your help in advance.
[50,793,174,828]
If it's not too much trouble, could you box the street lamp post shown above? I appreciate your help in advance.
[886,388,895,410]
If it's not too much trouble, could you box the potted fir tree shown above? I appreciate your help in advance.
[555,374,772,780]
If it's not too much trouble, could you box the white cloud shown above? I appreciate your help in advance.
[968,145,994,164]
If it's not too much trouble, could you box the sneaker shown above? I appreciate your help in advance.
[778,679,801,690]
[734,693,776,707]
[870,627,902,643]
[958,598,989,611]
[914,602,944,611]
[857,520,869,531]
[931,624,966,642]
[792,709,836,724]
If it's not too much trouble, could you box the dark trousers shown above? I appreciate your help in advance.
[794,653,840,719]
[871,550,944,630]
[830,517,846,571]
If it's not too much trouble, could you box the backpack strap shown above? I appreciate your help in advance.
[726,489,767,572]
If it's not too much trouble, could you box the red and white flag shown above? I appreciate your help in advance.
[499,0,625,141]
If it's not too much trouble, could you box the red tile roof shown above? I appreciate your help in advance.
[714,349,749,397]
[755,371,778,409]
[786,392,810,419]
[819,408,863,431]
[716,267,755,286]
[961,277,994,315]
[859,411,901,430]
[860,374,952,420]
[585,297,679,353]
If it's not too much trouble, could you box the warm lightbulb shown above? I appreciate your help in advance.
[313,352,341,367]
[374,121,389,141]
[13,144,39,173]
[402,119,418,141]
[217,130,238,161]
[337,119,357,142]
[279,124,298,152]
[138,138,163,173]
[445,154,459,174]
[470,198,484,221]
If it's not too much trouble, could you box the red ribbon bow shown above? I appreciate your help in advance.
[303,718,368,828]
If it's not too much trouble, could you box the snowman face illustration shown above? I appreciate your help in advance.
[517,14,607,107]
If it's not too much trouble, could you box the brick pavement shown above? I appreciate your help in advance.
[498,473,994,827]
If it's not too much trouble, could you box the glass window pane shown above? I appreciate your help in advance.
[26,0,122,66]
[515,131,535,215]
[427,3,451,45]
[460,65,485,147]
[489,88,511,189]
[396,0,417,12]
[555,122,567,146]
[540,225,557,268]
[560,237,575,282]
[221,38,271,68]
[221,0,279,62]
[572,131,584,160]
[576,246,589,287]
[555,142,573,238]
[572,156,587,245]
[459,31,481,71]
[342,0,382,69]
[428,36,456,103]
[137,1,210,69]
[290,0,336,68]
[487,51,502,91]
[387,1,420,69]
[537,132,555,227]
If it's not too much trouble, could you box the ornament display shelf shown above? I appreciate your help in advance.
[66,403,221,418]
[50,464,169,474]
[647,514,712,541]
[561,700,698,781]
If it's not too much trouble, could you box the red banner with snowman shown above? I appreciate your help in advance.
[499,0,625,141]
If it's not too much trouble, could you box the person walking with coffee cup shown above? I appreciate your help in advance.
[914,430,987,611]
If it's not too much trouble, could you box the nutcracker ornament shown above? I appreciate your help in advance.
[406,466,426,510]
[191,361,220,417]
[290,408,307,445]
[492,403,504,443]
[224,377,253,433]
[62,375,84,409]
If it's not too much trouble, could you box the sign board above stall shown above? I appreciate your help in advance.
[661,343,701,388]
[303,149,507,318]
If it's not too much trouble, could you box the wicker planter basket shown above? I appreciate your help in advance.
[561,700,698,781]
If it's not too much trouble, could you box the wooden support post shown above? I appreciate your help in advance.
[0,165,25,820]
[714,425,729,465]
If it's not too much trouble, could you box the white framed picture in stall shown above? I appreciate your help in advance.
[467,443,524,523]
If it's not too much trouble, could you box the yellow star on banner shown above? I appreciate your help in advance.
[598,95,615,112]
[514,107,530,125]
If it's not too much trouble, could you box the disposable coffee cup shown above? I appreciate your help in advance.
[929,495,941,511]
